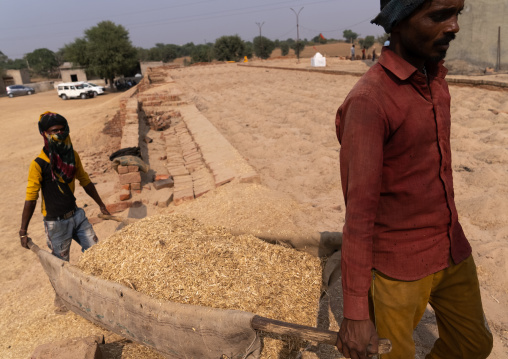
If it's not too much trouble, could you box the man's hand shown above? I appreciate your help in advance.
[100,206,111,216]
[19,234,31,249]
[336,318,379,359]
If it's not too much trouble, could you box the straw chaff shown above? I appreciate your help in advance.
[78,213,338,358]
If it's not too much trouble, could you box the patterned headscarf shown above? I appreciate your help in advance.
[371,0,427,33]
[38,111,76,183]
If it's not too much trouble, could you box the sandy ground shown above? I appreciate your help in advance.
[0,59,507,358]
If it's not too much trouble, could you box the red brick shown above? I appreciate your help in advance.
[155,174,171,181]
[119,190,131,201]
[128,166,139,172]
[106,201,132,214]
[118,165,129,174]
[121,184,131,190]
[119,172,141,185]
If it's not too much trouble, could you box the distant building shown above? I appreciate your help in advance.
[447,0,507,69]
[2,68,31,86]
[59,62,88,83]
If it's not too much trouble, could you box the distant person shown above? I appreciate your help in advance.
[362,47,366,60]
[334,0,493,358]
[350,44,355,60]
[372,46,377,61]
[19,112,110,312]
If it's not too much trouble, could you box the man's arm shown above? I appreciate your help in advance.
[19,200,37,249]
[335,93,387,358]
[83,182,110,215]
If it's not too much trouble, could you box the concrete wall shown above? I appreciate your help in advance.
[447,0,507,69]
[60,68,87,83]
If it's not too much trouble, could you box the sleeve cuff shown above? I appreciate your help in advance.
[343,292,370,320]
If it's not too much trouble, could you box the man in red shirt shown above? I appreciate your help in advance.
[335,0,493,358]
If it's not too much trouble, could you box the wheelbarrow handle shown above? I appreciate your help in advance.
[251,315,391,354]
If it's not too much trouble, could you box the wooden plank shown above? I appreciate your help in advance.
[251,315,392,355]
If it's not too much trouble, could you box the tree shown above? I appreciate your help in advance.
[291,41,305,58]
[253,36,275,59]
[62,21,138,87]
[312,34,327,44]
[214,35,246,62]
[191,44,214,63]
[25,48,59,77]
[359,36,375,49]
[377,33,390,44]
[343,29,359,42]
[280,42,290,56]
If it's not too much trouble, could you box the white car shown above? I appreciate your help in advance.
[57,83,94,100]
[80,82,105,96]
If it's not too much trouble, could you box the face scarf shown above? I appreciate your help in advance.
[371,0,427,33]
[38,111,76,183]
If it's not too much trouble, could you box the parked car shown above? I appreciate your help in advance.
[57,83,95,100]
[6,85,35,98]
[79,82,105,96]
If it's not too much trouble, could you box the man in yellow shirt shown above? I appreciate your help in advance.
[19,112,110,263]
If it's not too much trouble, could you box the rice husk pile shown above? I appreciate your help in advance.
[78,213,330,358]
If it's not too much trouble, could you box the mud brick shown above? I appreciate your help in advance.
[214,171,235,187]
[131,182,141,190]
[173,190,194,206]
[119,172,141,185]
[106,201,133,214]
[118,165,129,174]
[143,184,151,190]
[167,166,189,176]
[119,190,131,201]
[153,178,174,190]
[128,166,139,172]
[133,190,141,194]
[121,184,131,190]
[239,172,261,184]
[156,188,174,208]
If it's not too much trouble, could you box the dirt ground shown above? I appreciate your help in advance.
[0,59,507,358]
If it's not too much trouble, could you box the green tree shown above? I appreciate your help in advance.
[291,41,305,58]
[359,36,375,49]
[253,36,275,59]
[214,35,246,62]
[191,44,214,63]
[62,21,138,87]
[25,48,59,77]
[376,33,390,45]
[343,29,359,42]
[280,42,290,56]
[312,34,327,44]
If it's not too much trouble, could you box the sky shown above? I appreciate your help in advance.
[0,0,385,60]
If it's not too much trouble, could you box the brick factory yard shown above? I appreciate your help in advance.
[1,58,507,358]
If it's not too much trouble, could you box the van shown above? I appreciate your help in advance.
[57,83,94,100]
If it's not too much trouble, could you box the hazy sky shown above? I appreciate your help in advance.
[1,0,385,59]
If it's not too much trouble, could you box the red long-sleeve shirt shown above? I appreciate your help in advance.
[336,48,472,320]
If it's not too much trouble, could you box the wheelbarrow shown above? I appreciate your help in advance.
[27,238,391,358]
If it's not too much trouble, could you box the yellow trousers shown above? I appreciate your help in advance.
[370,255,493,359]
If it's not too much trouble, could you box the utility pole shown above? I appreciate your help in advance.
[496,26,501,71]
[256,21,265,58]
[290,7,304,63]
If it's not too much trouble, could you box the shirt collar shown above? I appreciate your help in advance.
[378,46,448,81]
